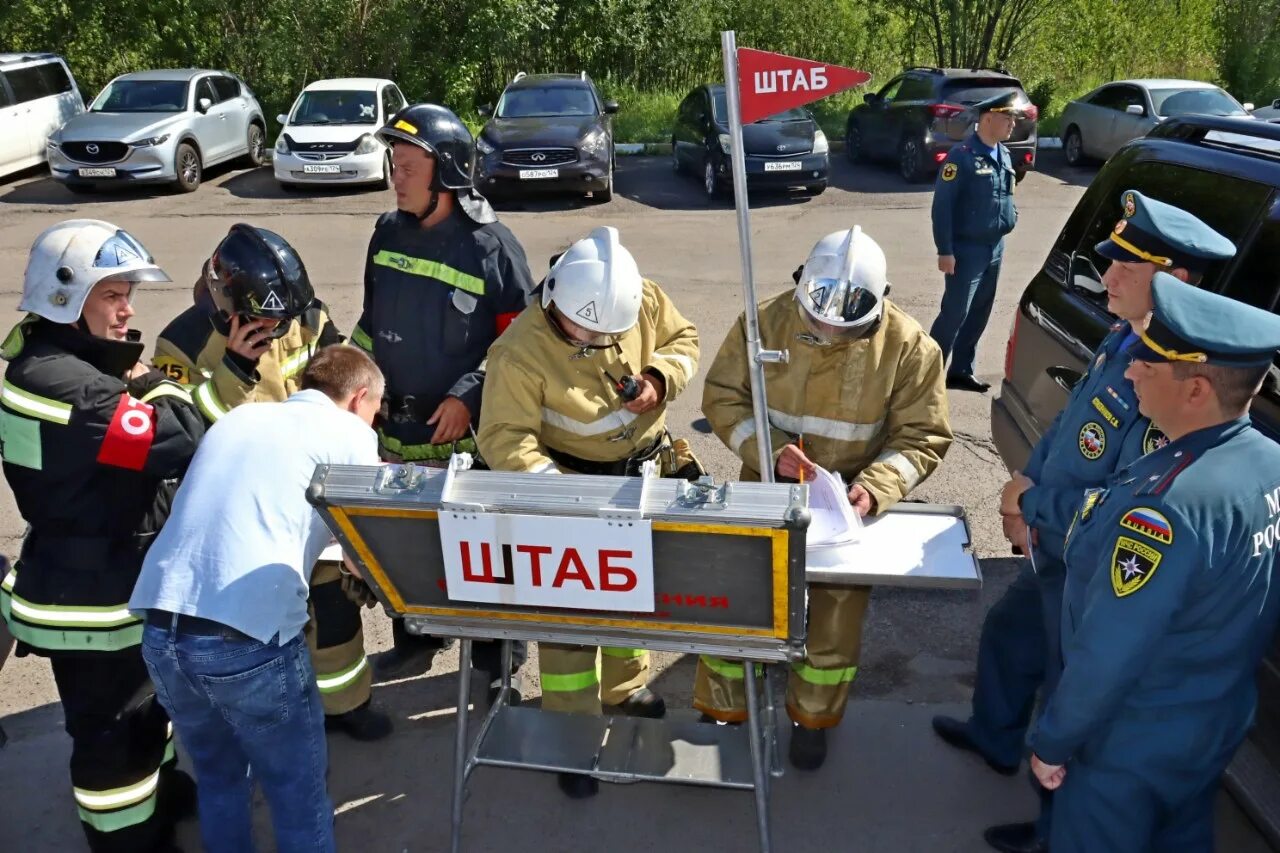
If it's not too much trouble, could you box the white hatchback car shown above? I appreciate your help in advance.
[273,78,406,189]
[0,52,85,180]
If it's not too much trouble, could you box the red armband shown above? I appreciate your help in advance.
[495,312,520,335]
[96,393,156,470]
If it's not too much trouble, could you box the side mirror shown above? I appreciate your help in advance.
[1069,253,1106,295]
[603,100,619,114]
[276,113,289,126]
[863,93,878,105]
[1243,102,1256,112]
[478,104,492,118]
[197,97,212,114]
[1125,104,1144,116]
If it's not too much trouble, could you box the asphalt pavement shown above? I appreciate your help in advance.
[0,153,1270,851]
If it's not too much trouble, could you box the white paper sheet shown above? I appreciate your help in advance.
[806,508,979,589]
[805,466,863,546]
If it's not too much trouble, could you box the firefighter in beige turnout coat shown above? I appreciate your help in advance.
[694,227,952,769]
[478,226,700,799]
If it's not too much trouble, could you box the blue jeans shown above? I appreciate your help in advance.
[141,620,335,853]
[929,240,1003,378]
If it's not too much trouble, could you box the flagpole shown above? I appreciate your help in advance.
[721,30,787,485]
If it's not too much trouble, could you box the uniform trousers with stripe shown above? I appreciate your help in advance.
[540,644,650,714]
[49,651,179,852]
[305,560,370,715]
[694,584,871,728]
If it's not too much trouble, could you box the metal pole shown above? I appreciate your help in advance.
[721,30,785,485]
[744,658,773,853]
[450,638,474,853]
[763,664,783,778]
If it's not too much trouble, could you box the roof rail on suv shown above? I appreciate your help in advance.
[580,71,587,81]
[1149,114,1280,145]
[513,71,527,83]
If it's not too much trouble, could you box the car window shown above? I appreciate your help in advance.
[0,81,11,108]
[1150,87,1247,118]
[1072,161,1271,295]
[291,89,378,125]
[195,78,217,107]
[897,75,933,101]
[711,89,806,123]
[877,77,904,102]
[1221,209,1280,311]
[35,61,74,96]
[497,85,598,118]
[380,86,402,121]
[1088,86,1130,111]
[90,79,189,113]
[942,81,1024,107]
[211,76,241,102]
[3,65,53,105]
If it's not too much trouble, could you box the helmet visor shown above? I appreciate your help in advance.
[799,276,879,325]
[93,230,171,283]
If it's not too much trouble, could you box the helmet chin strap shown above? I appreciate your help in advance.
[418,188,440,222]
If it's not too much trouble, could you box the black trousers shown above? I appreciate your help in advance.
[391,619,527,676]
[50,651,177,852]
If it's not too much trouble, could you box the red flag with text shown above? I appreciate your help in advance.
[737,48,871,125]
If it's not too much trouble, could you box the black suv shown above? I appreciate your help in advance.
[844,67,1038,183]
[475,72,618,202]
[992,116,1280,844]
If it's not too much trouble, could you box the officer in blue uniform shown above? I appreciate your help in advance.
[1029,274,1280,852]
[932,191,1236,853]
[928,91,1022,393]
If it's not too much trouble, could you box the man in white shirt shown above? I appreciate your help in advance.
[130,345,382,853]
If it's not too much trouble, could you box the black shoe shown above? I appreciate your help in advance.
[605,687,666,719]
[158,767,198,821]
[325,701,393,741]
[788,724,827,770]
[373,643,445,680]
[931,715,1019,776]
[984,822,1047,853]
[945,373,991,393]
[557,772,599,799]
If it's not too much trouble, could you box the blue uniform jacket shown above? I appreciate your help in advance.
[931,133,1018,255]
[1021,323,1165,564]
[1031,416,1280,779]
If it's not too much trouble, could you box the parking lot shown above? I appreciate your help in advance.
[0,153,1270,851]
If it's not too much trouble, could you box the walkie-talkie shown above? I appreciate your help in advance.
[604,369,641,402]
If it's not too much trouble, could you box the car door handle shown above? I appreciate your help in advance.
[1046,366,1083,393]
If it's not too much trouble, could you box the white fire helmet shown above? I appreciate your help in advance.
[794,226,888,344]
[20,219,170,324]
[541,225,643,345]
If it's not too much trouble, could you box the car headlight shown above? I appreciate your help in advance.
[476,136,495,155]
[580,129,608,157]
[130,134,171,148]
[275,135,290,155]
[718,133,732,154]
[46,135,61,150]
[354,134,379,155]
[812,130,829,155]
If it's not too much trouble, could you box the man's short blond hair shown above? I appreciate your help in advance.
[301,345,384,401]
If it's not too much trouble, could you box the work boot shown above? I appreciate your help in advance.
[325,700,393,741]
[945,373,991,393]
[931,715,1019,776]
[557,772,599,799]
[983,822,1048,853]
[374,639,449,680]
[788,723,827,771]
[158,767,198,821]
[605,687,666,719]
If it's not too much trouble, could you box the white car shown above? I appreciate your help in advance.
[273,78,406,189]
[0,52,85,179]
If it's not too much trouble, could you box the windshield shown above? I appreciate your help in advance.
[1150,87,1247,118]
[90,80,189,113]
[712,91,808,123]
[496,86,598,118]
[290,90,379,125]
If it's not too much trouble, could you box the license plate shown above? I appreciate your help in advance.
[303,164,341,174]
[519,168,559,180]
[764,161,802,172]
[77,168,116,178]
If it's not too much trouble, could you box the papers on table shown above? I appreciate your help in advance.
[805,465,863,547]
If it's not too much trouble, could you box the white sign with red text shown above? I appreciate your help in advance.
[439,512,655,612]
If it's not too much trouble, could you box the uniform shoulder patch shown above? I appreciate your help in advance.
[1142,423,1168,455]
[1078,421,1106,460]
[1112,535,1162,597]
[941,163,958,182]
[1119,507,1173,545]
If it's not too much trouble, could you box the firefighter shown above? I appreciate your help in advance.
[151,223,390,741]
[693,227,952,769]
[0,220,205,851]
[478,225,702,799]
[355,103,536,693]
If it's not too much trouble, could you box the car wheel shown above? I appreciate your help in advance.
[595,164,614,203]
[380,152,393,190]
[64,183,96,195]
[244,123,266,167]
[173,143,201,193]
[898,136,923,183]
[845,122,863,163]
[1064,127,1086,167]
[806,182,827,196]
[703,154,723,199]
[671,138,682,174]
